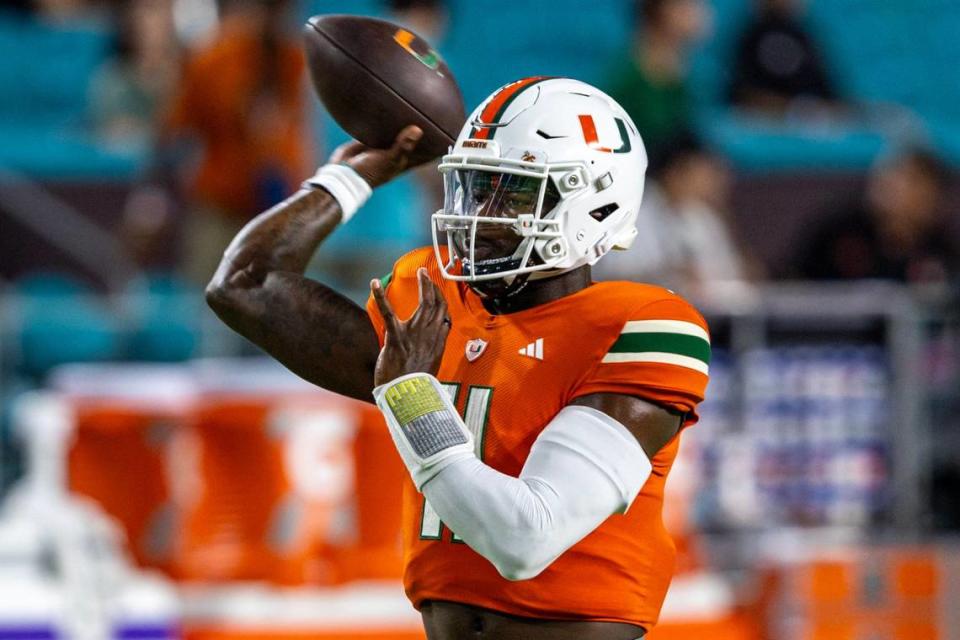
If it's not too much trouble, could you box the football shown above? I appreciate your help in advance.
[304,14,466,165]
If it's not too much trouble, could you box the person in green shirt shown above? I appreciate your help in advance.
[604,0,709,162]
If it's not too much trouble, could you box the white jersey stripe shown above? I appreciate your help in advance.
[601,351,709,374]
[620,319,710,343]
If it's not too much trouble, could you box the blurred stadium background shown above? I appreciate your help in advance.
[0,0,958,638]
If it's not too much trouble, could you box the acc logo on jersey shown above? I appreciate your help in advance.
[465,338,488,362]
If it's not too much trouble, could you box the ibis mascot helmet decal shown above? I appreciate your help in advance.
[432,77,648,287]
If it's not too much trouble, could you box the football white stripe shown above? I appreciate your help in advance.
[601,351,709,374]
[620,320,710,343]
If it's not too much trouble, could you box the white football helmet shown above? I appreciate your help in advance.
[431,77,647,289]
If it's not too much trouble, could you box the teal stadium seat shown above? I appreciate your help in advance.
[4,1,958,178]
[442,0,631,108]
[14,273,122,378]
[692,0,960,168]
[124,274,201,363]
[0,11,141,178]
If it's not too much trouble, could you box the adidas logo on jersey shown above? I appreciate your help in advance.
[518,338,543,361]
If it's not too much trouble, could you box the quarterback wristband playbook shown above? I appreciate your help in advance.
[302,163,372,223]
[373,373,475,490]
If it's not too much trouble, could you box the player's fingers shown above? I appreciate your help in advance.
[370,279,400,332]
[393,125,423,156]
[430,279,447,318]
[329,140,366,164]
[425,278,448,330]
[416,268,427,307]
[417,268,436,307]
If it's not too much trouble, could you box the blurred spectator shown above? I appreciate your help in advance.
[30,0,103,23]
[387,0,446,44]
[729,0,840,117]
[88,0,180,151]
[595,133,760,295]
[155,0,312,284]
[604,0,709,160]
[795,148,957,283]
[120,185,178,274]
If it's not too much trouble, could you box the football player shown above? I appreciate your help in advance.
[207,77,710,640]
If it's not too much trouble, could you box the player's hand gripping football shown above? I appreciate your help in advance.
[370,268,452,386]
[329,125,423,188]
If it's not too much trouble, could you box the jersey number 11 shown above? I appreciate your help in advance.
[419,383,493,540]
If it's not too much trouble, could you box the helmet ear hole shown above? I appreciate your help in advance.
[588,203,619,222]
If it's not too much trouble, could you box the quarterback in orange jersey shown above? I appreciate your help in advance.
[207,77,710,640]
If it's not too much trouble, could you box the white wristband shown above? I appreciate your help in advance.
[303,163,372,223]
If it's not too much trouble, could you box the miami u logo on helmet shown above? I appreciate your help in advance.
[578,115,632,154]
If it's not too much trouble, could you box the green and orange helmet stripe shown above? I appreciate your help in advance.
[468,76,555,140]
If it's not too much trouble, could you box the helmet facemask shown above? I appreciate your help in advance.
[432,158,568,296]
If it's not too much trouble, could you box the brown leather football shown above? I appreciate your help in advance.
[304,15,466,165]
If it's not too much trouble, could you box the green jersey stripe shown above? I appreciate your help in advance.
[609,332,710,364]
[601,352,709,374]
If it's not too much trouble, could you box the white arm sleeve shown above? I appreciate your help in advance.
[421,404,652,581]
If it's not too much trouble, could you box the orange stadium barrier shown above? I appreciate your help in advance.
[173,392,404,584]
[762,544,959,640]
[329,405,406,582]
[68,401,182,572]
[66,388,406,585]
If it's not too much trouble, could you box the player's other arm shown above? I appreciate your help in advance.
[369,278,686,580]
[419,395,679,581]
[205,127,423,402]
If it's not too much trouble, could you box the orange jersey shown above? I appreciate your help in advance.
[366,247,710,630]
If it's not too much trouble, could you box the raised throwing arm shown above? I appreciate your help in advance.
[205,126,423,401]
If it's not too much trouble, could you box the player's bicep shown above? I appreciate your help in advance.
[570,393,682,459]
[208,270,380,401]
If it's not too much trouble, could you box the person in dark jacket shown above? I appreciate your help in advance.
[796,149,957,283]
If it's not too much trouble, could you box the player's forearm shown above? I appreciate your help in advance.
[205,128,421,397]
[205,187,342,336]
[210,187,342,291]
[203,187,381,400]
[421,410,642,581]
[422,458,571,581]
